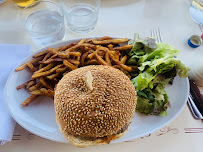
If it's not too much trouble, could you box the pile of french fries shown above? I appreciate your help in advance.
[16,36,138,107]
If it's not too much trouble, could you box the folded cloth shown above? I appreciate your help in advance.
[0,44,31,145]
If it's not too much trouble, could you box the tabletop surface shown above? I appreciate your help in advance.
[0,0,203,151]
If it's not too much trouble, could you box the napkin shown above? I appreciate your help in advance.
[0,44,32,145]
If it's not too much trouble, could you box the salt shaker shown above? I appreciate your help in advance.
[189,57,203,87]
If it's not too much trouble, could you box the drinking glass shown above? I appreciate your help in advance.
[189,0,203,25]
[20,1,65,47]
[60,0,101,34]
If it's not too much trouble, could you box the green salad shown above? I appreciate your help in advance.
[127,34,189,116]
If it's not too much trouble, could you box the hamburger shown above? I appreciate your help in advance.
[54,65,137,147]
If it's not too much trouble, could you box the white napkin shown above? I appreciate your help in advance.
[0,44,32,145]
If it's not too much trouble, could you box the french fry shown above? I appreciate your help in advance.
[47,89,55,98]
[47,73,60,80]
[29,82,42,92]
[35,63,55,74]
[113,65,121,69]
[114,51,120,61]
[63,60,77,70]
[67,59,80,65]
[81,43,97,50]
[114,45,132,51]
[108,51,132,72]
[105,52,111,66]
[27,62,37,72]
[39,58,64,64]
[92,38,128,45]
[15,56,43,71]
[68,52,81,57]
[87,46,107,59]
[97,36,113,41]
[65,43,96,52]
[39,52,52,69]
[16,80,31,90]
[30,90,43,95]
[86,36,113,43]
[33,50,49,58]
[65,44,81,52]
[87,50,98,59]
[39,77,53,90]
[85,59,99,65]
[108,44,114,50]
[56,66,68,73]
[57,52,70,59]
[80,52,89,66]
[32,64,63,79]
[95,53,108,66]
[78,38,87,45]
[26,79,36,90]
[120,55,127,64]
[30,88,54,99]
[21,95,38,107]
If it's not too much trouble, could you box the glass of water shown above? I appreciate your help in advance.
[20,0,65,47]
[60,0,101,34]
[189,0,203,25]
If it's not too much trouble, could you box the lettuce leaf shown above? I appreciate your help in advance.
[128,33,189,116]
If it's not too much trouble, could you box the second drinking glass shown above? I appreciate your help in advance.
[60,0,101,34]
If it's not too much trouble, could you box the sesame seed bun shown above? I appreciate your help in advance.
[54,65,137,147]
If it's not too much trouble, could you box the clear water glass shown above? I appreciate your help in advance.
[60,0,101,34]
[189,0,203,25]
[20,1,65,47]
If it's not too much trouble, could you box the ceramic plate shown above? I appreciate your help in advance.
[5,38,189,143]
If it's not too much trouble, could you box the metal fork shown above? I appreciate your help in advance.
[150,27,162,43]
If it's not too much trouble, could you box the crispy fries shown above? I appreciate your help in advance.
[30,88,54,99]
[121,55,128,64]
[21,95,38,107]
[32,64,63,79]
[16,80,31,90]
[114,45,132,51]
[39,77,53,90]
[63,60,77,70]
[92,38,128,45]
[29,82,42,92]
[15,56,43,71]
[16,36,135,107]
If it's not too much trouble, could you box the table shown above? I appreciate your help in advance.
[0,0,203,151]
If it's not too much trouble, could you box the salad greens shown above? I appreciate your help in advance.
[128,34,189,116]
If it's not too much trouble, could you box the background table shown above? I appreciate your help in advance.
[0,0,203,152]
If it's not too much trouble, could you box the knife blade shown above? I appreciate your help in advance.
[189,79,203,116]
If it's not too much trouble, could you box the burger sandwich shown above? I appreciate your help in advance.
[54,65,137,147]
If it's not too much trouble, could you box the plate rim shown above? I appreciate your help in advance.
[4,38,190,143]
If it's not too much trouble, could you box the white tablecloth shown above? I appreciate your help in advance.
[0,0,203,151]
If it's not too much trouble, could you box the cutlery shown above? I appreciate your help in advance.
[188,79,203,119]
[150,27,162,43]
[187,93,203,119]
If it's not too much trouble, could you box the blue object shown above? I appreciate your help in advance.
[188,35,202,48]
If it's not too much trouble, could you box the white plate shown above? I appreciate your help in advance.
[4,39,189,143]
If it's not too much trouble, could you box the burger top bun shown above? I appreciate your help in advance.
[54,65,137,142]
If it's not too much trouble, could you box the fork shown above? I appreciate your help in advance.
[150,27,162,43]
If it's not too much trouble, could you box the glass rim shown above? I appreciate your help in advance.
[20,0,64,34]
